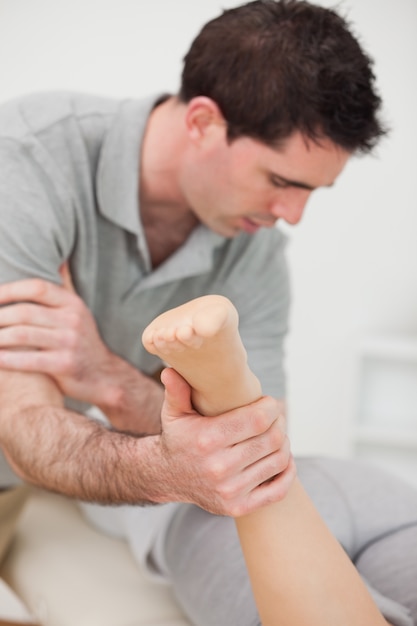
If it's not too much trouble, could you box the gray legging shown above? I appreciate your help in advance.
[163,458,417,626]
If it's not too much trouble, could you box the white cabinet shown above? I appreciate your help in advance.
[352,335,417,488]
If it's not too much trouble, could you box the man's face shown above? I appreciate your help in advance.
[181,129,350,238]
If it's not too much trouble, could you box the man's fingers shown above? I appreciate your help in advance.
[232,456,297,518]
[0,348,64,374]
[0,277,72,307]
[212,435,291,503]
[0,303,65,328]
[202,397,286,448]
[234,428,291,474]
[0,325,67,350]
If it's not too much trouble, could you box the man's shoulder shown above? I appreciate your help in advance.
[0,91,121,142]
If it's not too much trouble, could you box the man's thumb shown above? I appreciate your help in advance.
[160,367,194,418]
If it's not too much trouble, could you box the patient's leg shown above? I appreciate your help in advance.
[142,295,262,415]
[142,295,389,626]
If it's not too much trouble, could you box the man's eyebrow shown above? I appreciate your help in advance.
[271,173,334,191]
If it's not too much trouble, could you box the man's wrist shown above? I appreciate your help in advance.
[94,356,164,435]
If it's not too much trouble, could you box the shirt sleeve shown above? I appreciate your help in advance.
[0,139,74,286]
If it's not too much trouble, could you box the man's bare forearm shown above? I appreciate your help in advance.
[0,368,295,516]
[1,402,166,504]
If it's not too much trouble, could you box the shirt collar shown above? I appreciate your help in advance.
[96,94,158,235]
[96,93,226,285]
[136,225,225,290]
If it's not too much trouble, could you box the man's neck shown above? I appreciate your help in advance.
[139,97,199,268]
[141,204,199,269]
[140,97,190,214]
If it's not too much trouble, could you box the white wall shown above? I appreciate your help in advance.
[283,0,417,456]
[1,0,416,458]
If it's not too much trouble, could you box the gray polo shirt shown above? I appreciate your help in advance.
[0,91,290,482]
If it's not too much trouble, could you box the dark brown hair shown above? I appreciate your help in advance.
[179,0,386,152]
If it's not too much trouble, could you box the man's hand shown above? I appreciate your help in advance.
[0,270,117,405]
[0,268,165,434]
[154,367,296,517]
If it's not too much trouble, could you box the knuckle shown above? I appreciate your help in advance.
[58,351,75,374]
[217,481,236,501]
[275,451,289,473]
[270,426,285,449]
[250,407,270,434]
[258,462,279,485]
[229,501,248,518]
[272,481,290,502]
[274,444,292,470]
[248,429,281,459]
[252,454,282,486]
[264,452,281,474]
[268,469,296,502]
[207,459,228,482]
[31,279,49,298]
[265,489,284,506]
[196,432,214,454]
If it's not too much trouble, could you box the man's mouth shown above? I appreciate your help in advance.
[241,217,276,233]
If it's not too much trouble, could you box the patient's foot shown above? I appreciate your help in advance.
[142,295,261,415]
[142,295,237,354]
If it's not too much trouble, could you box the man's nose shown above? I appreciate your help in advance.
[270,189,311,225]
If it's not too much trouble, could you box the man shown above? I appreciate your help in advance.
[0,1,416,625]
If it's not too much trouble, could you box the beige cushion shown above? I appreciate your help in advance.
[1,489,191,626]
[0,486,30,566]
[0,578,37,624]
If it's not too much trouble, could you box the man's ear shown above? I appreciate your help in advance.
[184,96,227,144]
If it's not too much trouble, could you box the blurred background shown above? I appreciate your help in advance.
[0,0,416,484]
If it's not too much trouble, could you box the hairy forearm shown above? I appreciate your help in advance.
[1,402,166,505]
